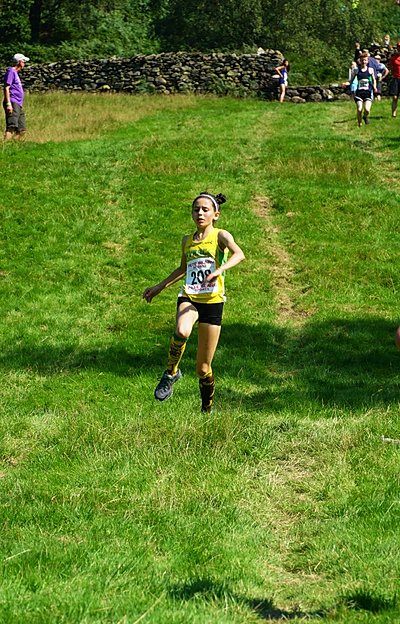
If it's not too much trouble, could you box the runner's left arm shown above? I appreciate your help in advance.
[205,230,245,283]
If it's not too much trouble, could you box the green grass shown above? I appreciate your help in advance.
[0,92,399,623]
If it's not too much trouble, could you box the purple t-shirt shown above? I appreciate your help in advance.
[3,67,24,106]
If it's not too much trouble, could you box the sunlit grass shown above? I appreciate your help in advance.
[25,91,198,142]
[0,95,399,623]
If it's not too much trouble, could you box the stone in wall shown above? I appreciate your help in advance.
[1,50,390,102]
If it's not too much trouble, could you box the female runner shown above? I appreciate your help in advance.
[275,59,290,103]
[143,192,245,412]
[351,52,377,126]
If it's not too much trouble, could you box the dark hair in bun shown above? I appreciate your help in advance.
[193,192,227,211]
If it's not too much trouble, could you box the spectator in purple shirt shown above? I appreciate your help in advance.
[3,53,29,140]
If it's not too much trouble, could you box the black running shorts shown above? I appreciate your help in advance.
[177,297,224,326]
[389,77,400,97]
[354,90,372,102]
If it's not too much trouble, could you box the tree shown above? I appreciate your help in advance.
[154,0,263,51]
[0,0,398,73]
[0,0,33,43]
[257,0,379,81]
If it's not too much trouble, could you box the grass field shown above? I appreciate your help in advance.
[0,92,399,623]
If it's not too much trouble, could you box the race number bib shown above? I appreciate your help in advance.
[358,78,369,90]
[185,257,217,295]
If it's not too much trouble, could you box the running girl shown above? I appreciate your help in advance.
[143,192,245,412]
[351,52,377,126]
[275,59,290,103]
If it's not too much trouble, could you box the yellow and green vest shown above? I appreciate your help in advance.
[179,228,228,303]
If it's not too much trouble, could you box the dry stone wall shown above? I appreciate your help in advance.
[4,50,389,102]
[19,51,285,98]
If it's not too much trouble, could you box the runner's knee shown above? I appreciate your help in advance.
[176,331,189,341]
[196,363,212,377]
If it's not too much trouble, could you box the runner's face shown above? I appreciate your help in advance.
[192,198,219,228]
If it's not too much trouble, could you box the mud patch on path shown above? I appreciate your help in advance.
[252,195,312,324]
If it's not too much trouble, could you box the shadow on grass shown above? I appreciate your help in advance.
[219,317,399,410]
[169,578,325,620]
[373,131,400,150]
[168,578,398,620]
[340,589,398,614]
[169,578,397,621]
[0,317,398,410]
[0,344,164,377]
[379,136,400,149]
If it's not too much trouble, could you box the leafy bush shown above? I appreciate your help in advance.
[1,0,399,83]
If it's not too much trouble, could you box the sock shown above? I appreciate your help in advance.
[199,369,215,413]
[167,333,187,375]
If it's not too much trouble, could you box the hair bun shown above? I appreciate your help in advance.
[194,192,226,209]
[215,193,226,206]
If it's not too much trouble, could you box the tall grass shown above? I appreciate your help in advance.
[0,93,399,623]
[25,92,198,143]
